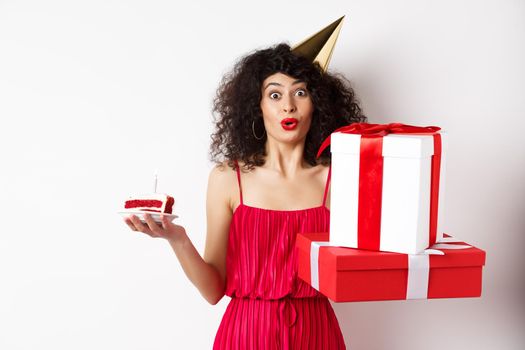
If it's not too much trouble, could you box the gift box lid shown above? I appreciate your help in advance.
[331,131,446,158]
[296,232,486,271]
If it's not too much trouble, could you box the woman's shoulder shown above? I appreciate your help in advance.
[208,160,237,183]
[208,161,251,189]
[207,161,243,209]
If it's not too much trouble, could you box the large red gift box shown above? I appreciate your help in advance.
[296,232,486,302]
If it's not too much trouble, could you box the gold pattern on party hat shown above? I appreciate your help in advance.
[291,16,345,72]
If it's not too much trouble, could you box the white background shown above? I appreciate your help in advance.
[1,0,524,349]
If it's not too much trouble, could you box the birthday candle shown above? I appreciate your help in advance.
[154,169,158,193]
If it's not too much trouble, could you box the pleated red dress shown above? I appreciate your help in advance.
[213,164,346,349]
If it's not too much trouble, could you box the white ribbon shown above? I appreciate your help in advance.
[310,241,332,290]
[309,237,472,299]
[406,238,472,299]
[406,253,432,299]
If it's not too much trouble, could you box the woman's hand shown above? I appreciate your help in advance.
[124,214,188,245]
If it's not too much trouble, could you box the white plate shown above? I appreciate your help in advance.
[118,210,179,224]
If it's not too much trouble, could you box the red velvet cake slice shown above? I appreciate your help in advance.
[124,194,175,214]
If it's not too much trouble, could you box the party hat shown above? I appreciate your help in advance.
[291,16,345,72]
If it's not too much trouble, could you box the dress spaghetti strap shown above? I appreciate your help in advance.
[322,165,331,208]
[234,160,243,205]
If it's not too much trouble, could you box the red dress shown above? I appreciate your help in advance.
[213,164,346,349]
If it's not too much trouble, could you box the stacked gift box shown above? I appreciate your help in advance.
[297,123,486,302]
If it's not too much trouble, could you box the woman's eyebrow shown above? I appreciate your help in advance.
[263,80,305,90]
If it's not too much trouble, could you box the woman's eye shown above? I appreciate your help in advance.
[270,92,281,99]
[295,89,307,97]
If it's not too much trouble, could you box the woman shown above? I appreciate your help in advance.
[124,43,365,349]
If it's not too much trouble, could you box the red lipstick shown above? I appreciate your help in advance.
[281,118,298,130]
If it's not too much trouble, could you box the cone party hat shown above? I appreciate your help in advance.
[291,16,345,72]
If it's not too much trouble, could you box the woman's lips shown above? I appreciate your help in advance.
[280,118,299,130]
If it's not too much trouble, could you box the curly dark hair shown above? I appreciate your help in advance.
[210,43,366,170]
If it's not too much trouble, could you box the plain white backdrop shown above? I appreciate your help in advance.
[1,0,524,349]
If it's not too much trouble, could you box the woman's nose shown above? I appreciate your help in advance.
[282,96,296,113]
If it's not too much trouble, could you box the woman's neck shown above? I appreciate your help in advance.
[263,138,308,178]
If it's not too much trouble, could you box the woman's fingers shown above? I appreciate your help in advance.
[124,217,138,231]
[143,214,164,237]
[124,214,172,239]
[129,215,157,237]
[160,214,172,229]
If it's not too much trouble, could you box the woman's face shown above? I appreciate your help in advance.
[259,72,314,144]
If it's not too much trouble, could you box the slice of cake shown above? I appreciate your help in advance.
[124,194,175,214]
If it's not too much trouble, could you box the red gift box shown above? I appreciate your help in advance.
[296,232,486,302]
